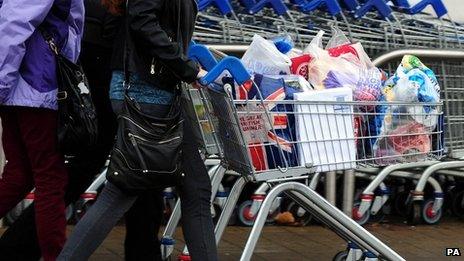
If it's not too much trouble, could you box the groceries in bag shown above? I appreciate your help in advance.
[241,34,292,75]
[372,55,441,164]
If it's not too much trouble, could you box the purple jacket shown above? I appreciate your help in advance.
[0,0,84,110]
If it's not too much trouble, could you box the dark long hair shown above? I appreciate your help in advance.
[102,0,124,15]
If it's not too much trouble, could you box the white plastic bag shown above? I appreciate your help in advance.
[304,30,360,90]
[241,34,292,75]
[0,117,5,178]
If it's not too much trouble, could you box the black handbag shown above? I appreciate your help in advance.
[106,0,185,194]
[42,31,99,156]
[106,84,184,194]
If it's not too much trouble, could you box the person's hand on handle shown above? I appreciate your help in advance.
[193,68,208,89]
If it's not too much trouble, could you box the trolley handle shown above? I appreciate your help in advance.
[188,44,219,71]
[198,0,234,16]
[199,56,251,86]
[339,0,360,12]
[389,0,410,8]
[353,0,392,19]
[301,0,342,16]
[249,0,288,16]
[408,0,447,18]
[239,0,257,11]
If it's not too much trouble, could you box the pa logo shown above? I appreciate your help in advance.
[446,248,461,256]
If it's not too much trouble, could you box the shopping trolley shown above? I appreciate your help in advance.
[355,49,464,225]
[194,47,405,260]
[350,49,464,226]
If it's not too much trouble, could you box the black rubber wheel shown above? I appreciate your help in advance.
[286,201,313,226]
[332,250,348,261]
[422,199,442,225]
[406,201,422,225]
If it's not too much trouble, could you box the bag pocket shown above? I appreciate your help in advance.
[125,122,183,174]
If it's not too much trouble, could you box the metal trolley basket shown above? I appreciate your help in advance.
[192,49,410,260]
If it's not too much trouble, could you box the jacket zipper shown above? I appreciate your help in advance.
[128,133,149,171]
[150,58,156,75]
[158,136,181,144]
[129,132,181,145]
[120,116,167,135]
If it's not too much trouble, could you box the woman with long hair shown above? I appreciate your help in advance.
[58,0,218,260]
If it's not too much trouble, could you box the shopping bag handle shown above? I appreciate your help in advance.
[301,0,342,16]
[249,0,288,16]
[199,57,251,86]
[354,0,392,19]
[198,0,234,15]
[188,44,218,71]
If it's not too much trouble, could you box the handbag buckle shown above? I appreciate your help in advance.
[57,91,68,100]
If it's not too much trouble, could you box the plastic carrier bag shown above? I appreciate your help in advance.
[242,34,292,75]
[372,55,440,165]
[304,29,382,105]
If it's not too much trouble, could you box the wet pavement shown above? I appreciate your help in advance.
[1,219,463,260]
[64,218,464,260]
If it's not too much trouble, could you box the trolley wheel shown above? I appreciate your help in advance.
[352,202,370,226]
[422,199,442,225]
[332,250,348,261]
[74,200,95,222]
[406,201,422,225]
[451,190,464,218]
[286,201,313,226]
[238,200,256,226]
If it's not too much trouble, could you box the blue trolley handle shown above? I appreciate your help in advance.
[354,0,393,19]
[339,0,360,12]
[301,0,343,16]
[199,57,251,86]
[389,0,410,8]
[409,0,447,18]
[249,0,288,16]
[188,44,219,71]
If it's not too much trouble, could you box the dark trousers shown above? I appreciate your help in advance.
[0,107,68,261]
[58,103,218,261]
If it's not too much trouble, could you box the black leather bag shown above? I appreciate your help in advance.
[107,0,185,194]
[43,31,99,156]
[106,89,184,194]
